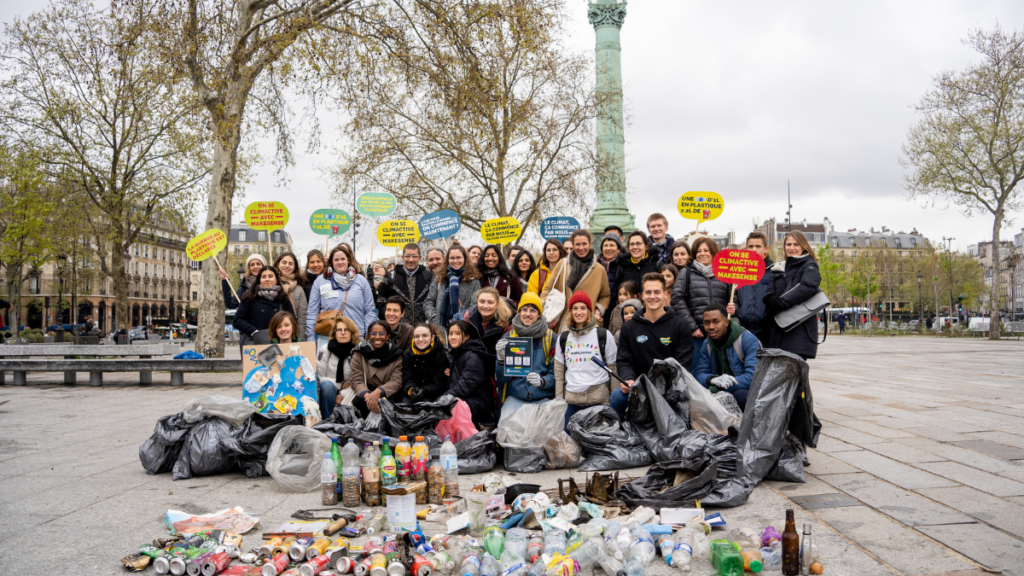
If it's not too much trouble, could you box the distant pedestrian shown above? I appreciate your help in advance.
[838,314,846,334]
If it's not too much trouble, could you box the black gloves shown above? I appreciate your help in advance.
[764,294,786,313]
[408,387,425,402]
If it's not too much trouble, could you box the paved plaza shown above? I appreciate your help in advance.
[0,336,1022,576]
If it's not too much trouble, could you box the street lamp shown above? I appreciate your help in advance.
[917,271,923,333]
[236,263,245,282]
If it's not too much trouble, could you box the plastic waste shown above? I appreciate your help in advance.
[483,527,505,559]
[710,540,744,576]
[182,395,258,426]
[504,528,529,561]
[379,395,459,440]
[321,452,338,505]
[455,432,497,474]
[567,406,652,471]
[543,431,583,470]
[690,525,710,561]
[139,413,198,475]
[656,535,674,565]
[500,549,529,576]
[738,528,763,549]
[616,454,718,511]
[481,554,500,576]
[342,439,361,506]
[441,436,460,497]
[570,538,604,568]
[628,527,656,564]
[527,558,548,576]
[621,556,644,576]
[581,519,609,541]
[760,544,781,571]
[670,529,693,571]
[544,530,566,556]
[266,426,333,492]
[624,507,656,528]
[603,522,624,560]
[557,504,578,523]
[762,527,780,547]
[460,549,483,576]
[526,538,544,564]
[578,503,604,520]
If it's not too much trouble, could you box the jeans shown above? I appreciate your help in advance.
[731,387,749,411]
[498,396,551,427]
[691,337,705,373]
[319,380,338,420]
[609,388,629,420]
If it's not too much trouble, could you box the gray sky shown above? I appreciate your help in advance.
[4,1,1024,260]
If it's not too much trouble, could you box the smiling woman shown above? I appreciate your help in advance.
[349,320,403,418]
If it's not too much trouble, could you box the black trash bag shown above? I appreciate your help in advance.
[568,406,652,471]
[456,431,496,474]
[616,452,718,510]
[171,418,238,480]
[364,412,385,432]
[504,447,547,473]
[766,435,807,483]
[140,413,197,474]
[379,395,458,438]
[322,404,364,427]
[314,422,387,448]
[222,413,303,478]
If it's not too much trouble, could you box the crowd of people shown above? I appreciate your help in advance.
[228,213,823,431]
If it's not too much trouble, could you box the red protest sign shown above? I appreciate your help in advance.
[712,249,766,288]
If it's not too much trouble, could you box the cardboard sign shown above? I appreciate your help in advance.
[540,216,581,241]
[309,209,352,236]
[503,337,533,377]
[185,229,227,262]
[712,249,766,288]
[377,219,420,247]
[244,201,290,231]
[356,192,397,217]
[241,342,319,416]
[419,209,462,240]
[677,192,724,223]
[480,216,522,244]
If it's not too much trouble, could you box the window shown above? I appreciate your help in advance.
[234,245,240,255]
[192,291,198,300]
[144,246,149,258]
[162,249,167,261]
[29,277,40,294]
[238,230,247,242]
[910,238,917,247]
[258,231,266,241]
[894,238,902,248]
[830,237,838,248]
[144,263,149,275]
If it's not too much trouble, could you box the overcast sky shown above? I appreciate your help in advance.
[4,1,1024,260]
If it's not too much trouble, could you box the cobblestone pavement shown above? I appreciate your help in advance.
[0,336,1021,575]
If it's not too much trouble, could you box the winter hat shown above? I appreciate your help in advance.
[518,292,544,314]
[600,232,624,253]
[245,254,268,272]
[567,291,593,312]
[620,298,642,313]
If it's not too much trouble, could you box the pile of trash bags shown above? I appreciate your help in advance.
[495,399,581,473]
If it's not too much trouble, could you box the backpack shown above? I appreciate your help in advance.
[559,327,610,363]
[703,332,760,366]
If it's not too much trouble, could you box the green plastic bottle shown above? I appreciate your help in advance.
[380,438,397,506]
[331,438,343,502]
[710,539,744,576]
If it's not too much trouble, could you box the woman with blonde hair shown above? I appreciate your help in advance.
[764,230,821,359]
[316,316,361,417]
[466,286,512,357]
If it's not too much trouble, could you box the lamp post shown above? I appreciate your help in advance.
[236,263,245,283]
[917,271,923,334]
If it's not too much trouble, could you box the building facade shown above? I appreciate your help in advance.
[969,239,1017,314]
[756,217,833,249]
[828,229,932,313]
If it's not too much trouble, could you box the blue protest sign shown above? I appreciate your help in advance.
[419,209,462,240]
[540,216,581,241]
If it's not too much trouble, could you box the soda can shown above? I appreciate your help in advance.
[202,551,232,576]
[382,540,398,555]
[306,538,333,561]
[290,537,317,561]
[299,555,332,576]
[364,538,384,555]
[275,537,297,558]
[413,554,433,576]
[261,553,291,576]
[354,556,372,576]
[370,552,388,576]
[415,543,434,556]
[387,559,406,576]
[169,555,189,576]
[240,552,259,564]
[154,552,176,575]
[325,541,349,565]
[187,552,215,576]
[334,557,356,573]
[260,538,284,559]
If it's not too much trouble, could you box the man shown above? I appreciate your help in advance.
[603,225,625,243]
[381,243,435,324]
[426,248,445,274]
[540,230,612,332]
[610,273,693,419]
[646,213,675,264]
[383,296,414,350]
[692,304,760,410]
[837,313,846,334]
[727,231,774,345]
[506,245,524,268]
[0,298,9,332]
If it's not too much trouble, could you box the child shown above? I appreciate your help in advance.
[615,298,641,342]
[608,280,638,336]
[659,263,678,307]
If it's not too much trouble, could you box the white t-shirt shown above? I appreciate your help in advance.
[555,328,618,394]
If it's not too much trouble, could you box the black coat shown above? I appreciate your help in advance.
[466,307,509,363]
[402,341,450,402]
[764,255,821,359]
[381,265,435,324]
[232,295,295,337]
[222,277,254,309]
[480,270,523,306]
[608,247,661,325]
[303,272,319,301]
[671,265,731,335]
[447,339,495,426]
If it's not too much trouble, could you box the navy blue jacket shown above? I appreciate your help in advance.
[496,328,556,403]
[232,295,295,337]
[734,256,773,335]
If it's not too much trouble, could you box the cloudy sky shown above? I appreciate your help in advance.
[4,1,1024,259]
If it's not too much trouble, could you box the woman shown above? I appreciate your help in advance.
[468,246,483,267]
[527,240,566,295]
[317,316,361,418]
[540,230,612,333]
[555,291,617,430]
[466,287,512,357]
[401,323,450,403]
[446,320,495,427]
[495,293,556,424]
[512,250,536,294]
[614,231,661,295]
[267,311,299,344]
[660,263,679,307]
[303,250,325,301]
[274,251,308,339]
[306,244,377,346]
[669,240,691,269]
[764,230,822,359]
[370,263,389,318]
[478,244,523,305]
[426,245,482,329]
[233,265,296,344]
[350,320,404,417]
[598,233,624,293]
[221,253,266,310]
[671,236,731,371]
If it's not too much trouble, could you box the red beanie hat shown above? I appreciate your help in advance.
[567,290,593,312]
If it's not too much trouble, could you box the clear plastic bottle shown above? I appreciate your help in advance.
[734,537,763,573]
[691,524,710,561]
[501,549,529,576]
[526,538,544,564]
[342,439,362,507]
[431,551,455,574]
[367,514,386,535]
[597,550,624,576]
[321,453,338,505]
[603,522,624,560]
[440,436,459,497]
[362,444,382,506]
[625,507,656,529]
[481,553,501,576]
[670,529,693,571]
[738,528,763,549]
[543,530,566,556]
[581,519,609,541]
[396,436,413,483]
[460,549,482,576]
[504,528,528,561]
[760,544,781,572]
[569,537,604,569]
[621,555,644,576]
[483,526,505,559]
[615,527,632,557]
[527,558,548,576]
[628,526,656,564]
[656,534,675,566]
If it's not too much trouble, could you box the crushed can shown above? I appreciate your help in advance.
[261,553,291,576]
[187,552,215,576]
[334,557,356,574]
[355,556,373,576]
[382,540,398,555]
[240,552,259,564]
[260,538,284,559]
[299,555,332,576]
[275,538,297,558]
[202,551,232,576]
[290,537,317,561]
[413,554,433,576]
[306,538,333,561]
[325,541,350,566]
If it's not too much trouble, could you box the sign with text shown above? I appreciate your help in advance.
[244,201,290,231]
[480,216,522,244]
[356,191,397,217]
[503,337,533,377]
[540,216,581,241]
[185,229,227,262]
[677,192,724,224]
[242,342,318,416]
[712,249,766,288]
[419,209,462,240]
[309,208,351,236]
[377,219,420,247]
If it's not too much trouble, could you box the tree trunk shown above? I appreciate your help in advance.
[112,247,128,332]
[989,211,1004,340]
[7,271,20,338]
[195,124,241,359]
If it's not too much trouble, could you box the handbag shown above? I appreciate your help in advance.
[774,289,831,332]
[314,289,350,336]
[543,260,568,324]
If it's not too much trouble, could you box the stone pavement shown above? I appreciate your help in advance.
[0,336,1021,576]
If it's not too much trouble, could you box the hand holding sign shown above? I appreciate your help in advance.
[712,249,766,318]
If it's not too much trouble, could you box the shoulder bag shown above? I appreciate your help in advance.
[314,288,351,336]
[543,260,568,325]
[774,287,830,332]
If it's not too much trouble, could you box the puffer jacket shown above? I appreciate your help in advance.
[401,339,450,402]
[671,265,731,335]
[495,327,556,403]
[447,338,495,426]
[765,255,821,359]
[609,247,661,325]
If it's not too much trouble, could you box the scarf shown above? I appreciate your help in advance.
[356,340,403,367]
[326,339,356,383]
[412,337,436,355]
[510,314,548,339]
[694,261,716,279]
[569,316,598,337]
[566,250,594,291]
[708,321,745,383]
[257,285,282,301]
[482,266,501,281]
[330,267,358,291]
[279,271,298,294]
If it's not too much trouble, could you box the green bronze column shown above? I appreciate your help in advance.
[588,0,636,235]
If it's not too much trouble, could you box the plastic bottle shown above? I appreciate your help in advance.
[621,555,644,576]
[342,440,361,507]
[799,525,812,576]
[690,524,710,561]
[527,558,549,576]
[624,507,656,529]
[603,522,624,560]
[597,550,624,576]
[441,436,459,497]
[569,537,604,568]
[710,540,744,576]
[628,526,655,564]
[460,549,482,576]
[581,519,609,541]
[412,436,429,479]
[760,544,781,571]
[543,530,566,556]
[738,528,763,549]
[367,514,386,535]
[363,445,382,506]
[483,526,505,559]
[565,530,583,554]
[526,537,544,564]
[381,438,397,505]
[431,551,455,574]
[501,549,529,576]
[656,534,675,565]
[504,528,528,561]
[331,438,344,502]
[481,553,501,576]
[321,453,338,505]
[615,527,632,557]
[396,436,413,483]
[735,538,763,573]
[670,529,693,571]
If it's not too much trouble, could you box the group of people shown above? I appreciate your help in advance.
[227,213,823,430]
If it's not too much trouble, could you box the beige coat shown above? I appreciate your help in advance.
[350,350,404,398]
[540,256,612,333]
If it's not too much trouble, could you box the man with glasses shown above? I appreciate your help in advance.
[380,243,434,324]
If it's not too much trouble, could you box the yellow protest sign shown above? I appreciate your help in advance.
[677,192,724,224]
[376,219,420,247]
[244,201,290,231]
[185,229,228,262]
[481,216,522,244]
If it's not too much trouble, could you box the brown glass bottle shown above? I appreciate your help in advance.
[782,509,800,575]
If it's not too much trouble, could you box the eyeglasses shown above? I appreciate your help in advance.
[335,328,351,335]
[369,331,388,337]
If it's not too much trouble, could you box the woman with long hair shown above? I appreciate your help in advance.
[350,320,404,417]
[764,230,822,359]
[669,240,691,269]
[527,240,566,295]
[671,236,731,371]
[220,253,266,309]
[306,244,377,346]
[660,263,679,307]
[478,244,523,305]
[267,311,299,344]
[425,244,482,329]
[466,286,512,357]
[401,323,450,403]
[446,320,494,427]
[316,316,362,417]
[274,251,307,339]
[512,250,536,294]
[540,230,612,332]
[303,250,325,300]
[232,265,296,344]
[468,245,483,267]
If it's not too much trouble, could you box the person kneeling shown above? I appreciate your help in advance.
[446,320,495,427]
[351,320,404,417]
[401,323,450,403]
[496,293,556,425]
[692,304,760,411]
[317,316,361,418]
[555,292,617,431]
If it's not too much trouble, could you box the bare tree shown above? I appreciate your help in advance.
[874,244,902,330]
[903,27,1024,339]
